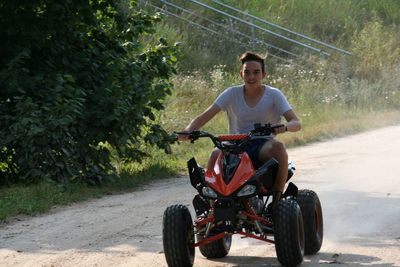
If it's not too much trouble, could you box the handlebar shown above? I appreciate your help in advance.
[174,131,217,143]
[174,123,285,151]
[249,123,285,136]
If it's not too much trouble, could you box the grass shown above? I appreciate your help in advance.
[0,183,103,220]
[0,156,178,222]
[279,110,400,146]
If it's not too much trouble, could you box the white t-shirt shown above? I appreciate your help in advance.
[214,85,292,134]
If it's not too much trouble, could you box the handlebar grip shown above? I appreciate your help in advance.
[174,131,203,143]
[271,123,285,129]
[174,131,191,135]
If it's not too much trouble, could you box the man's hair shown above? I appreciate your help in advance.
[239,51,265,72]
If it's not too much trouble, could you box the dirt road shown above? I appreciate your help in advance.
[1,126,400,267]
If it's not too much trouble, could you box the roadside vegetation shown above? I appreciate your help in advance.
[1,0,400,221]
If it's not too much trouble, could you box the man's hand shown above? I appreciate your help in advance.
[274,124,287,135]
[177,131,190,141]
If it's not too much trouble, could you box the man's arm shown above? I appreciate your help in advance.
[283,109,301,132]
[274,109,301,135]
[178,104,221,141]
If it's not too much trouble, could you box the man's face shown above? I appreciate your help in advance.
[240,61,266,86]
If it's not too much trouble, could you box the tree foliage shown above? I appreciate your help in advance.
[0,0,178,185]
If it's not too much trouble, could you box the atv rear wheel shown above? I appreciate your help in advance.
[273,199,304,266]
[296,189,323,255]
[197,233,231,258]
[163,205,195,267]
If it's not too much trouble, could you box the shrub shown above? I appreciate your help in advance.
[0,0,178,185]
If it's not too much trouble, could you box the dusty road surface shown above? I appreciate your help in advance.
[1,125,400,267]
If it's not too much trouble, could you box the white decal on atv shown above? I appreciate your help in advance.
[205,175,216,183]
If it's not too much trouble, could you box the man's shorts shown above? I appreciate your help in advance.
[245,138,270,169]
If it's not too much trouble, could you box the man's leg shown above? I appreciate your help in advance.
[259,139,288,206]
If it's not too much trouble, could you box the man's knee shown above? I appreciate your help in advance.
[273,141,288,160]
[260,140,287,161]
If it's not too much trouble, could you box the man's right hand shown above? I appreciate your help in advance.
[177,133,190,141]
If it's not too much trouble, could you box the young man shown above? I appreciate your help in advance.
[178,51,301,206]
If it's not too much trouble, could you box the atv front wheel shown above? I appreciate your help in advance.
[273,199,304,266]
[296,189,323,255]
[163,205,195,267]
[197,233,231,258]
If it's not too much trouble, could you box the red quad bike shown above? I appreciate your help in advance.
[162,124,323,267]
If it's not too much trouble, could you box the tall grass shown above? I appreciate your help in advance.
[158,16,400,166]
[150,0,400,72]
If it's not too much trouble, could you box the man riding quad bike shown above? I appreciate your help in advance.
[162,124,323,267]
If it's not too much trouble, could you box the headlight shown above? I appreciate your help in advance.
[202,186,218,198]
[237,185,256,197]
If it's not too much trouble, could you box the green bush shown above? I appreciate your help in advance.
[0,0,178,185]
